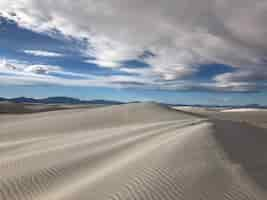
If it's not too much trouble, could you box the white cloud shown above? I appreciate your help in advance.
[24,65,62,74]
[85,59,120,68]
[0,0,267,91]
[23,50,64,57]
[0,58,62,74]
[0,58,26,73]
[119,68,150,76]
[214,67,267,83]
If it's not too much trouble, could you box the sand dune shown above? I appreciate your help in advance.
[0,103,267,199]
[0,101,101,114]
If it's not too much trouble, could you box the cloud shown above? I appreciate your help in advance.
[0,0,267,91]
[214,67,267,83]
[0,59,26,72]
[0,58,62,75]
[0,62,19,71]
[0,58,262,92]
[24,65,62,74]
[119,68,150,76]
[23,50,64,57]
[0,58,153,88]
[85,59,120,68]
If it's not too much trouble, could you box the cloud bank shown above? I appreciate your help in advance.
[0,0,267,92]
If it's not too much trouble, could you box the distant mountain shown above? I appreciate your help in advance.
[0,97,124,105]
[0,97,7,102]
[40,97,85,104]
[10,97,40,104]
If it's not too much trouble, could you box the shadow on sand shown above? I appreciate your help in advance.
[212,119,267,190]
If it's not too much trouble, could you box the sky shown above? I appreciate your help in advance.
[0,0,267,105]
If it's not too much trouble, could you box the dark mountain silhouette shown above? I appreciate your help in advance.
[0,97,124,105]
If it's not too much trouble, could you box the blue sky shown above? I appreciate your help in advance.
[0,1,267,105]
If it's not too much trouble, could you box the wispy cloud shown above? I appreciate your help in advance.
[23,50,64,57]
[84,59,121,68]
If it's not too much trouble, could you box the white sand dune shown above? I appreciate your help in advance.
[0,103,267,200]
[0,101,101,114]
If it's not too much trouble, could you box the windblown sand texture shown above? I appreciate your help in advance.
[1,103,267,199]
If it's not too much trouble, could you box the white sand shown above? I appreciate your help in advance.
[0,102,266,200]
[221,108,267,112]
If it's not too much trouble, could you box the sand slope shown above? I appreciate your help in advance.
[0,101,101,114]
[0,103,267,199]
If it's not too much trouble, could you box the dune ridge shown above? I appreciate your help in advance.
[0,103,267,199]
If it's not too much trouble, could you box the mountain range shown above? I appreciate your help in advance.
[0,97,266,108]
[0,97,124,105]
